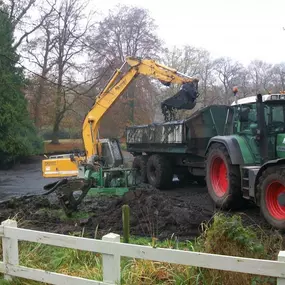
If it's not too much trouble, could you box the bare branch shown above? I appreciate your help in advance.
[12,0,35,27]
[13,2,56,49]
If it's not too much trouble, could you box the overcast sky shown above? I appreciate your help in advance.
[94,0,285,65]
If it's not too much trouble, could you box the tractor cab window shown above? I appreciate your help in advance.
[234,104,257,133]
[234,102,285,134]
[264,104,285,133]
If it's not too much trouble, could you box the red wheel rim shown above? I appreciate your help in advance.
[266,181,285,220]
[210,156,228,197]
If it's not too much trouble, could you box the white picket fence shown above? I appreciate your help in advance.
[0,219,285,285]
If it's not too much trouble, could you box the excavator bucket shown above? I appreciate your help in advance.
[161,81,199,121]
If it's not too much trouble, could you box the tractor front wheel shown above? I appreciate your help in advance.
[206,143,243,209]
[258,167,285,230]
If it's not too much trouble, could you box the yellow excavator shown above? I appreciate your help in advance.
[42,56,199,214]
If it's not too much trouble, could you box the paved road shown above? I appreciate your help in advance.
[0,159,57,200]
[0,152,212,211]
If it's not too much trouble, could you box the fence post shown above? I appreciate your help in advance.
[1,219,19,281]
[278,251,285,285]
[102,233,120,284]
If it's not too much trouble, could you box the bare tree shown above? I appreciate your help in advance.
[23,11,58,127]
[196,50,215,107]
[48,0,92,143]
[248,60,273,94]
[87,4,162,131]
[213,57,243,105]
[88,4,161,68]
[272,63,285,92]
[3,0,56,49]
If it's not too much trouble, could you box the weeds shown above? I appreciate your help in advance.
[0,213,282,285]
[196,213,282,285]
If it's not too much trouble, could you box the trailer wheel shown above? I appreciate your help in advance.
[146,154,173,189]
[206,143,243,209]
[258,167,285,230]
[132,155,148,183]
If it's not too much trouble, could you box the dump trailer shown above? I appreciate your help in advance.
[127,93,285,230]
[127,105,232,187]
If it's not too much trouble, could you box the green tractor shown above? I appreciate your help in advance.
[206,93,285,229]
[127,92,285,229]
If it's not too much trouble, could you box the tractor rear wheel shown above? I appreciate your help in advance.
[206,143,243,209]
[132,155,148,183]
[146,154,173,189]
[258,167,285,230]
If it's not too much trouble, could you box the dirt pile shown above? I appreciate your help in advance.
[83,189,214,239]
[0,189,213,240]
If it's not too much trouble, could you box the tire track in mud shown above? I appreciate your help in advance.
[0,156,271,240]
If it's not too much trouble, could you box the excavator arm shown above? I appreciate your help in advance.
[42,56,199,178]
[83,56,199,159]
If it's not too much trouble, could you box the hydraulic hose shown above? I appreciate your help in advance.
[43,179,67,195]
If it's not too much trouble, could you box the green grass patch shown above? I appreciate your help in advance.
[0,214,282,285]
[35,208,90,222]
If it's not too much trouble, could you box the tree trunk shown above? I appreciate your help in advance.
[51,119,60,144]
[34,79,45,128]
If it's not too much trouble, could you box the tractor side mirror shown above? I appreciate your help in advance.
[239,107,250,122]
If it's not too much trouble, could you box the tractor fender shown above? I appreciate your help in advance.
[206,136,244,165]
[254,158,285,193]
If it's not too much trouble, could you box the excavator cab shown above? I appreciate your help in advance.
[42,138,124,178]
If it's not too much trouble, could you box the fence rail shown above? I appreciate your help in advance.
[0,219,285,285]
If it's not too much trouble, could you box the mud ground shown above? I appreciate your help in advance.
[0,153,272,241]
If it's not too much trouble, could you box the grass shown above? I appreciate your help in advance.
[0,214,282,285]
[34,208,90,222]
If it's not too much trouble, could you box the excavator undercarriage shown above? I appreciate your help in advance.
[43,139,138,215]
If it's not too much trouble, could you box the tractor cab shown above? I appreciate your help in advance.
[231,94,285,164]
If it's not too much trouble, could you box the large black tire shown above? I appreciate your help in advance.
[146,154,173,189]
[206,143,243,209]
[257,167,285,230]
[132,155,148,183]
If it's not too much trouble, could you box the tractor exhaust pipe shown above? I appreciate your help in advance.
[256,94,268,163]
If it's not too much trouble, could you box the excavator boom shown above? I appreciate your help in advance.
[83,57,198,159]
